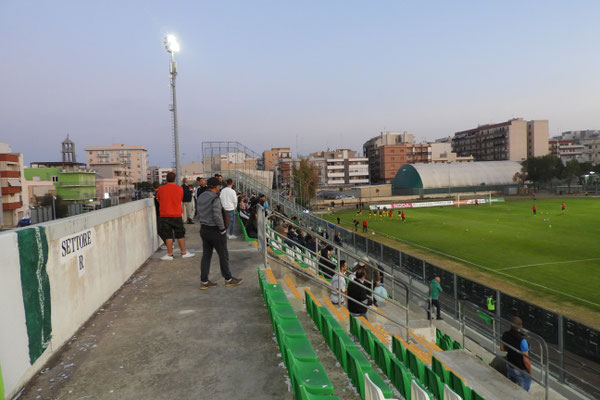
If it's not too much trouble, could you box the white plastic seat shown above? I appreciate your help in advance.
[410,379,431,400]
[443,383,462,400]
[365,373,399,400]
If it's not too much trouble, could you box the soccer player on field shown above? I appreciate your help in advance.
[561,202,565,215]
[368,210,372,218]
[401,211,406,222]
[397,210,402,219]
[532,204,536,216]
[388,210,393,219]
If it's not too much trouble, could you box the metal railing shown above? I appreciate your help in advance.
[259,207,412,341]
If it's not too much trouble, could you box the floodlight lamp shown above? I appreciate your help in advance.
[164,35,180,53]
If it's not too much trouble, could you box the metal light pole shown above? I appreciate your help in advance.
[164,35,182,184]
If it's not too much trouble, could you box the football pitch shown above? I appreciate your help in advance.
[322,197,600,319]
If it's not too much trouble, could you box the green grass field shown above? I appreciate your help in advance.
[323,197,600,315]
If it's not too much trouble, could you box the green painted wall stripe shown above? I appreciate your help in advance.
[17,227,52,364]
[0,361,5,400]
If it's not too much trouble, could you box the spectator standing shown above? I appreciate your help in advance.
[334,232,342,246]
[196,177,243,289]
[220,179,238,239]
[330,260,348,305]
[181,178,194,224]
[319,245,336,279]
[156,172,195,261]
[501,317,532,391]
[347,269,372,318]
[353,219,359,232]
[427,277,443,320]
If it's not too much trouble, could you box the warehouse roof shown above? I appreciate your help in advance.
[392,161,522,189]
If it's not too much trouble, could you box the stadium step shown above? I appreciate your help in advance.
[258,266,360,399]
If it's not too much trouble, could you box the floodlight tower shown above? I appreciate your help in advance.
[164,35,182,184]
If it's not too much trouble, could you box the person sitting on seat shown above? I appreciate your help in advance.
[347,268,372,319]
[245,209,258,239]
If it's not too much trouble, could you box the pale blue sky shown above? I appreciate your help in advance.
[1,1,599,167]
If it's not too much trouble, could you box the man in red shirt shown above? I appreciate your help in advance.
[156,172,195,261]
[401,211,406,222]
[532,205,536,216]
[561,202,566,215]
[362,219,368,232]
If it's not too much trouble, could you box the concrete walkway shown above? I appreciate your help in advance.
[18,224,293,400]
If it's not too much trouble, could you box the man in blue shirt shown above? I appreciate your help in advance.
[501,317,532,391]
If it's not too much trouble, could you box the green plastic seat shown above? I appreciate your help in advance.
[472,389,487,400]
[373,339,393,377]
[390,358,412,400]
[449,370,472,400]
[407,349,426,383]
[453,340,463,350]
[281,336,318,369]
[271,303,297,319]
[305,290,314,319]
[349,315,360,338]
[363,370,394,399]
[332,329,357,371]
[290,360,335,399]
[432,356,450,384]
[392,335,407,365]
[266,290,290,306]
[321,313,341,347]
[477,310,493,326]
[275,316,306,344]
[425,365,444,400]
[300,386,340,400]
[346,347,371,373]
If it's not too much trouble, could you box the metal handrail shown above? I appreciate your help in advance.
[263,209,412,341]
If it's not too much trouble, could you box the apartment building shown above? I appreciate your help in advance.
[25,162,96,203]
[148,166,176,183]
[0,143,29,227]
[430,142,474,163]
[452,118,549,162]
[86,144,148,183]
[310,149,369,186]
[263,147,292,171]
[89,162,133,201]
[552,130,600,164]
[372,144,431,183]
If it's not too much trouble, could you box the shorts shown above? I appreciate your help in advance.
[159,217,186,241]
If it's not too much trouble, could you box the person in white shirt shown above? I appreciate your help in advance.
[219,179,238,239]
[330,260,348,305]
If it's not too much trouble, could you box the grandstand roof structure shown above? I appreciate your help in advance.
[392,161,522,191]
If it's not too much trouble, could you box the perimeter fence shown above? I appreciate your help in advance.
[229,169,599,400]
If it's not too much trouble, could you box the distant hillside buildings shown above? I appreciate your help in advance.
[550,130,600,164]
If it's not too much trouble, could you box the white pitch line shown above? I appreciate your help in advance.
[498,258,600,271]
[376,231,600,308]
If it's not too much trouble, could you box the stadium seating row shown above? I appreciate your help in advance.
[305,290,395,400]
[257,267,340,400]
[436,328,462,351]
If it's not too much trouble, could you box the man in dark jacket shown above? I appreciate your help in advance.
[196,177,243,290]
[347,269,372,318]
[181,178,194,224]
[319,245,336,279]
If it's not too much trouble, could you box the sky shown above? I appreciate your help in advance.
[1,1,600,167]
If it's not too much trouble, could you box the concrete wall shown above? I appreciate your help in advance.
[0,199,158,398]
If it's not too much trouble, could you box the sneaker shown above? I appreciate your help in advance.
[437,317,443,320]
[160,254,174,261]
[200,281,217,290]
[181,252,195,259]
[225,277,243,287]
[228,234,238,239]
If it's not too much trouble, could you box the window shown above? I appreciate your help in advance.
[52,176,59,182]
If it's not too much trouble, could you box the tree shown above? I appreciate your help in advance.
[292,158,319,209]
[512,164,528,186]
[40,194,68,218]
[134,181,153,192]
[523,155,563,189]
[562,159,582,189]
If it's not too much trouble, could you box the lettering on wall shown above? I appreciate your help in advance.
[59,228,95,276]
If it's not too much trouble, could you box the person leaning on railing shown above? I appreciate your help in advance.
[500,316,532,392]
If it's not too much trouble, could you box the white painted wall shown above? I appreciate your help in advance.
[0,231,31,398]
[0,199,158,398]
